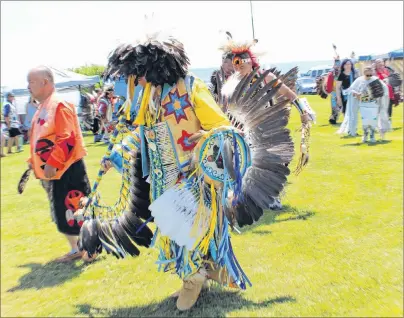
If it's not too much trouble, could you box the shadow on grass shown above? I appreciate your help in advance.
[272,205,315,224]
[318,123,342,128]
[341,140,392,147]
[252,230,273,235]
[76,289,295,317]
[392,127,402,131]
[340,134,362,139]
[240,204,316,233]
[367,140,392,146]
[7,260,88,292]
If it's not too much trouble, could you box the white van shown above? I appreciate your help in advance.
[301,65,333,79]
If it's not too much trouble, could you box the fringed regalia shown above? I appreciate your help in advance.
[77,27,311,310]
[316,44,342,124]
[316,58,341,124]
[217,34,315,175]
[338,76,390,140]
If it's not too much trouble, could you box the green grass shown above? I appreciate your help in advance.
[1,96,403,317]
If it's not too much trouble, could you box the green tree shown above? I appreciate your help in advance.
[69,64,105,89]
[69,64,105,77]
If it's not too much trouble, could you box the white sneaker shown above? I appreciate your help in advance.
[362,135,368,143]
[380,132,385,141]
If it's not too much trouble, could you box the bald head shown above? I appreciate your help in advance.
[27,66,55,102]
[28,66,55,83]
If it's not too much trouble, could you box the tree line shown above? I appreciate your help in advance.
[68,64,105,77]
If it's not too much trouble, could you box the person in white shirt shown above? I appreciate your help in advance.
[3,92,22,154]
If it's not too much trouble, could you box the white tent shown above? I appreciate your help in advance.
[1,66,100,114]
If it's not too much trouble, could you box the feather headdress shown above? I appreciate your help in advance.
[104,14,190,86]
[218,31,263,68]
[332,43,340,62]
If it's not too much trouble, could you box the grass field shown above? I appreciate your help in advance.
[1,95,403,317]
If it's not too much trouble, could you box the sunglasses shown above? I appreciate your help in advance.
[365,74,372,77]
[232,56,252,66]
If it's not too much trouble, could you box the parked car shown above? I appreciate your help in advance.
[300,65,333,79]
[296,77,317,95]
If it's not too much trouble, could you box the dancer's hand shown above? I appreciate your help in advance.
[79,197,89,208]
[188,130,207,143]
[300,113,310,124]
[353,92,361,100]
[44,164,57,179]
[101,159,112,172]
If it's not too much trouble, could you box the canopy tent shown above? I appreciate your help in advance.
[389,48,404,59]
[358,55,373,61]
[358,48,403,62]
[356,48,404,79]
[1,66,100,96]
[1,66,100,114]
[371,53,389,60]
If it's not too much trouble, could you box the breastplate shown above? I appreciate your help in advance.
[144,122,181,200]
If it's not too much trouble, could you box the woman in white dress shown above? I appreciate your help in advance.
[338,66,390,142]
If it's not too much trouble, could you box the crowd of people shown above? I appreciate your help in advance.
[4,28,401,312]
[316,52,402,143]
[0,83,124,158]
[13,27,321,311]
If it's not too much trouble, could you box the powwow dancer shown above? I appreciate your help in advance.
[77,28,310,311]
[22,66,91,262]
[316,44,342,124]
[338,66,390,142]
[216,34,315,208]
[209,51,235,106]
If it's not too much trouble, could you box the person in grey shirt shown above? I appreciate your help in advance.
[3,92,22,154]
[24,96,39,140]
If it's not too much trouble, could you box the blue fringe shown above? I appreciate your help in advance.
[135,216,154,234]
[215,214,251,290]
[139,125,149,178]
[150,228,159,248]
[232,131,243,206]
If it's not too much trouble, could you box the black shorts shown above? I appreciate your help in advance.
[41,159,91,236]
[9,127,21,138]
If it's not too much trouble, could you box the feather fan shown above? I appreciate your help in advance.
[217,67,295,227]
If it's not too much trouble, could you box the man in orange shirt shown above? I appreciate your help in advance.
[27,66,91,262]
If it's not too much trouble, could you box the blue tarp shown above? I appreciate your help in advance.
[389,48,404,59]
[358,48,403,61]
[358,55,373,61]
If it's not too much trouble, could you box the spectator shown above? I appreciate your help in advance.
[27,65,90,262]
[1,123,6,158]
[97,87,114,142]
[91,88,103,142]
[94,88,102,104]
[3,92,23,154]
[336,59,357,115]
[24,96,39,140]
[375,59,394,121]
